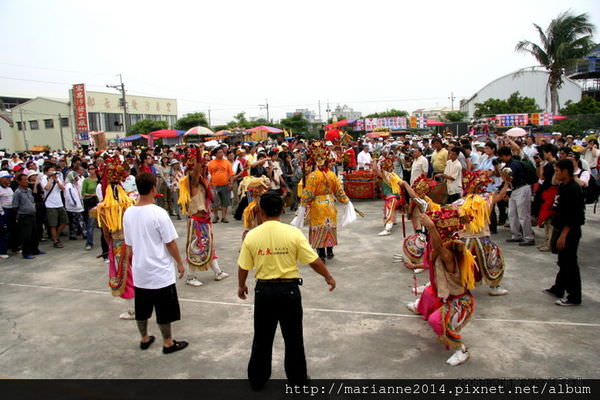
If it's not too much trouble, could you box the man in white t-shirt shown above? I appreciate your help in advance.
[357,147,373,170]
[40,165,67,248]
[123,172,188,354]
[437,147,463,204]
[410,147,429,185]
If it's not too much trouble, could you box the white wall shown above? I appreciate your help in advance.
[461,70,582,117]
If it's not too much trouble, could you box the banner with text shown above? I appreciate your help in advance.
[72,83,89,141]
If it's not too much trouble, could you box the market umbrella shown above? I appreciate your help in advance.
[148,129,181,139]
[365,132,387,138]
[246,125,284,134]
[214,130,232,136]
[426,120,445,126]
[505,127,528,137]
[324,119,356,129]
[184,126,215,136]
[552,115,568,120]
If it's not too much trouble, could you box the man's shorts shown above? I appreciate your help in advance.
[46,207,68,227]
[212,185,231,207]
[134,284,181,324]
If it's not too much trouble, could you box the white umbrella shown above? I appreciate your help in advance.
[505,127,527,137]
[184,126,214,136]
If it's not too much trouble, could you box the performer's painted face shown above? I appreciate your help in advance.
[316,157,326,167]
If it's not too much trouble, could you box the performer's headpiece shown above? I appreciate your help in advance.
[239,176,271,197]
[380,155,395,172]
[412,175,438,197]
[307,141,333,168]
[426,208,471,241]
[184,147,208,169]
[103,156,127,183]
[462,170,492,194]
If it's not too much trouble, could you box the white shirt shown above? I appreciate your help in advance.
[123,204,179,289]
[357,151,372,169]
[40,174,64,208]
[0,186,14,209]
[575,169,590,186]
[583,147,599,169]
[444,159,463,195]
[469,151,481,170]
[523,145,538,163]
[410,155,429,185]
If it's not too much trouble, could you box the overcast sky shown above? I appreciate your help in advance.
[1,0,598,125]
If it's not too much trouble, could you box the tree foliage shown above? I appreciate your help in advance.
[560,96,600,115]
[364,109,408,118]
[515,11,596,113]
[127,119,168,135]
[444,111,467,122]
[174,112,209,131]
[474,91,542,118]
[280,113,309,134]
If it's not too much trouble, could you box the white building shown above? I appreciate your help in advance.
[412,106,454,119]
[286,108,318,122]
[460,67,582,117]
[333,104,362,120]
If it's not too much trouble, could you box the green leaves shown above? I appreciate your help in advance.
[174,113,209,131]
[127,119,168,135]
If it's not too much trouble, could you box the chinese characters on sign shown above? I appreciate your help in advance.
[72,83,89,140]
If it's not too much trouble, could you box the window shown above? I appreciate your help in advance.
[29,120,39,130]
[44,119,54,129]
[88,112,101,131]
[104,113,123,132]
[60,117,69,127]
[16,121,23,131]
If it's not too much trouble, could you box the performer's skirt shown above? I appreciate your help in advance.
[309,225,337,249]
[186,215,216,271]
[383,195,399,224]
[463,236,504,287]
[416,286,475,350]
[108,237,134,299]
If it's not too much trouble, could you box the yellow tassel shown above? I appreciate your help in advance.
[97,184,135,233]
[425,196,441,212]
[459,245,477,290]
[178,175,191,215]
[384,172,402,195]
[243,200,258,229]
[460,194,489,233]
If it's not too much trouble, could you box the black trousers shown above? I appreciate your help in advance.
[248,281,307,389]
[18,214,39,257]
[550,226,582,304]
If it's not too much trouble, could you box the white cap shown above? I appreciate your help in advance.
[0,171,11,178]
[325,141,333,146]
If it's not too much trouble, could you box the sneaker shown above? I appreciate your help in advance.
[119,311,135,320]
[215,272,230,281]
[537,245,551,252]
[377,229,391,236]
[413,268,425,274]
[415,284,429,295]
[53,241,64,248]
[446,348,470,366]
[221,218,229,223]
[34,250,46,255]
[519,240,536,247]
[555,299,580,306]
[103,258,109,264]
[406,301,418,314]
[506,238,523,243]
[85,245,92,251]
[22,255,36,260]
[489,286,509,296]
[186,278,204,287]
[0,254,9,259]
[212,217,219,223]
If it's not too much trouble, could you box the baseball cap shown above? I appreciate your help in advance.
[0,171,12,178]
[27,171,39,178]
[170,159,180,165]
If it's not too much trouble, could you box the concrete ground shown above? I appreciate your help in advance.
[0,200,599,379]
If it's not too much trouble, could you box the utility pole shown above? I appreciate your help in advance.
[318,100,322,122]
[207,107,212,127]
[19,107,29,151]
[325,100,331,122]
[448,91,456,111]
[259,98,270,123]
[58,113,65,149]
[107,74,128,133]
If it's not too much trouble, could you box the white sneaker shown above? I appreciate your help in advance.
[406,300,419,314]
[0,254,9,259]
[119,311,134,320]
[416,284,429,295]
[489,286,509,296]
[378,229,391,236]
[215,272,230,281]
[413,268,425,274]
[186,278,204,287]
[103,258,109,264]
[84,245,92,251]
[446,348,470,366]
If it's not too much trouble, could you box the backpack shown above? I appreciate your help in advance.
[519,159,538,185]
[577,171,600,204]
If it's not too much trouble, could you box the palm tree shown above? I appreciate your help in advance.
[516,11,596,113]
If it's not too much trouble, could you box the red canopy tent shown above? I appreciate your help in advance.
[426,120,445,126]
[324,120,355,129]
[246,125,284,134]
[148,129,180,138]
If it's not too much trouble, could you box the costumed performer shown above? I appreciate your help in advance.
[404,209,477,366]
[239,175,271,240]
[453,170,510,296]
[96,156,136,320]
[374,154,407,236]
[294,141,354,262]
[178,145,229,287]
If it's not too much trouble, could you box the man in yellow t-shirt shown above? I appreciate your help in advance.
[431,138,448,176]
[237,192,335,390]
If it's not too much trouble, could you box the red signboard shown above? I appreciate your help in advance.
[72,84,89,138]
